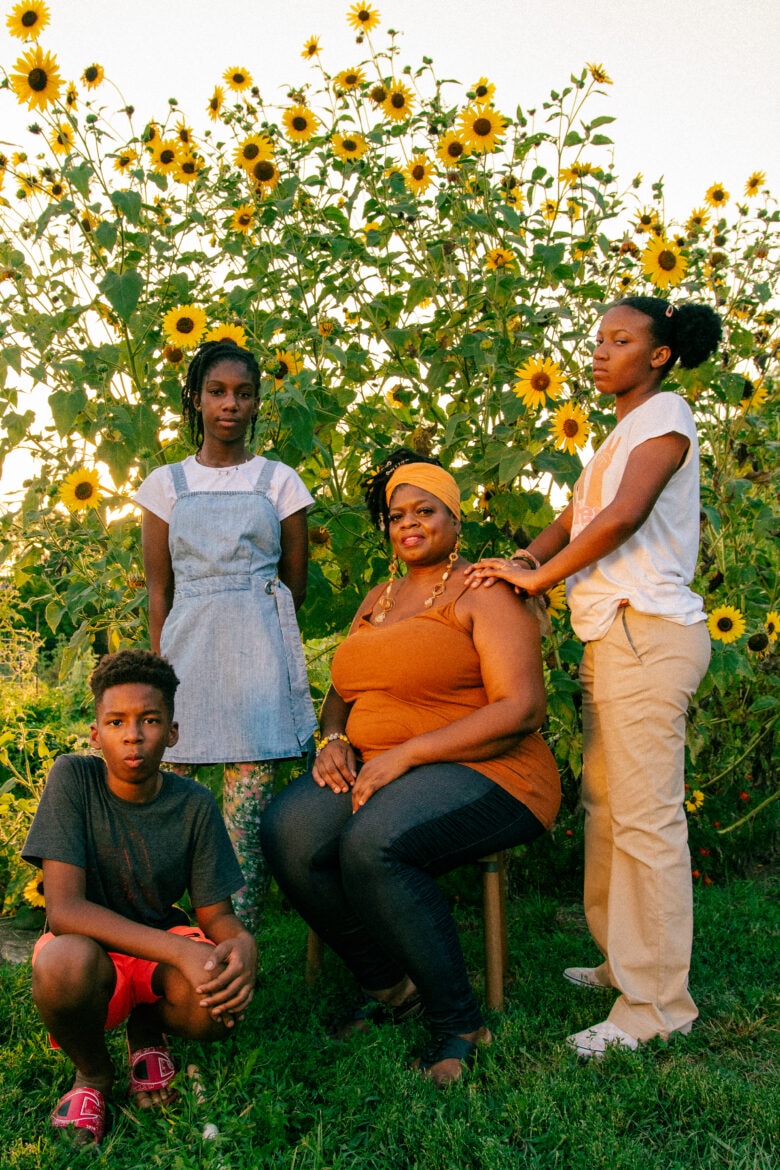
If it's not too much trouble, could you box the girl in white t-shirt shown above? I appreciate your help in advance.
[467,297,722,1057]
[134,340,317,933]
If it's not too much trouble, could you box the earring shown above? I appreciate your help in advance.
[374,555,399,624]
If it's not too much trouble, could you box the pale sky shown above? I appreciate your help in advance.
[1,0,779,496]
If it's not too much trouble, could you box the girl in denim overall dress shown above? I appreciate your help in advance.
[134,340,317,933]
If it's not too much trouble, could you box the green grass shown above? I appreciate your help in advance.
[0,868,777,1169]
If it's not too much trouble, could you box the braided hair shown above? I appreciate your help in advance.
[617,296,722,373]
[362,446,446,535]
[181,339,261,448]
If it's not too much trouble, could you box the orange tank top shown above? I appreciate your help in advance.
[330,596,561,829]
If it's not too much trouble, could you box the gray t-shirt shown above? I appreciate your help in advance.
[23,755,244,932]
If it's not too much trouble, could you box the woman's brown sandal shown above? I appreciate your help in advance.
[329,991,424,1040]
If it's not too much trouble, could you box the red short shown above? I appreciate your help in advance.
[32,925,214,1046]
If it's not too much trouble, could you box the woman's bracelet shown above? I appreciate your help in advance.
[315,731,351,756]
[510,548,540,570]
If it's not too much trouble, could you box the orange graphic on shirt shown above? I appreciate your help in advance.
[573,430,622,533]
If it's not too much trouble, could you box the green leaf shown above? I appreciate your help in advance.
[99,268,142,322]
[64,161,94,199]
[110,189,143,224]
[49,387,88,436]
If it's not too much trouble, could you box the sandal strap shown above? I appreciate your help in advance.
[51,1086,107,1143]
[128,1045,176,1095]
[416,1034,478,1072]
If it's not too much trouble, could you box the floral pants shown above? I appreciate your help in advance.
[166,761,279,935]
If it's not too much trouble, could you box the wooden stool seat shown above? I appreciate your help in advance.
[305,851,508,1011]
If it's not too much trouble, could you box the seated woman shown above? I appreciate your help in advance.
[260,447,560,1086]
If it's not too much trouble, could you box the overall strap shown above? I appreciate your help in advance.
[253,457,277,494]
[170,462,189,497]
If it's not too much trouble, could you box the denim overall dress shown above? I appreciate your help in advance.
[160,458,317,764]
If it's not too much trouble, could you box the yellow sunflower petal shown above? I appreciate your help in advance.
[346,3,380,33]
[706,605,746,644]
[10,44,62,110]
[6,0,50,41]
[60,467,102,513]
[162,304,207,349]
[641,237,688,290]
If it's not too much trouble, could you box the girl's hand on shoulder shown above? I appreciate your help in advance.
[465,558,545,596]
[312,740,357,794]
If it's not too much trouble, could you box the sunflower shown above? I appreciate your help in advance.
[382,80,415,123]
[540,199,559,221]
[685,790,705,814]
[369,83,387,106]
[301,36,321,59]
[175,120,195,148]
[206,86,224,121]
[586,62,612,84]
[458,103,506,153]
[64,81,78,109]
[81,62,104,89]
[332,132,368,161]
[205,322,247,347]
[273,349,303,386]
[513,357,565,409]
[470,76,496,103]
[174,151,203,184]
[113,147,138,173]
[149,139,179,175]
[334,66,365,92]
[10,44,62,110]
[704,182,729,209]
[223,65,253,92]
[23,873,46,908]
[143,121,161,149]
[744,171,766,198]
[47,178,67,200]
[484,246,514,272]
[739,378,769,412]
[318,317,336,337]
[633,206,659,234]
[60,467,101,512]
[434,134,467,170]
[48,121,74,156]
[403,153,435,196]
[347,3,380,33]
[283,104,320,143]
[229,203,255,234]
[78,208,99,234]
[550,400,591,454]
[250,157,281,195]
[685,207,710,233]
[233,134,274,173]
[162,304,207,349]
[707,604,745,644]
[642,237,688,290]
[765,612,779,643]
[6,0,50,40]
[545,581,567,618]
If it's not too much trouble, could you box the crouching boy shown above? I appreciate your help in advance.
[22,649,257,1146]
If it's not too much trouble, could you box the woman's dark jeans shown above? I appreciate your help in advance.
[260,762,544,1038]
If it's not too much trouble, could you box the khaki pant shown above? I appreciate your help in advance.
[580,607,711,1040]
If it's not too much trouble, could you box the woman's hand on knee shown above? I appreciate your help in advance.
[312,741,357,794]
[351,747,410,812]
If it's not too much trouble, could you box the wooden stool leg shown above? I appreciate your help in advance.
[480,853,505,1012]
[306,927,325,986]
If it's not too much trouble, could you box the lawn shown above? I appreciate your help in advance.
[0,866,777,1169]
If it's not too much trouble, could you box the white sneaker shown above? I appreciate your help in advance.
[563,966,611,989]
[567,1020,639,1059]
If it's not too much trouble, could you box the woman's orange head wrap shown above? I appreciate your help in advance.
[385,462,461,518]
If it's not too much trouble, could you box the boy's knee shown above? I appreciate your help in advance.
[33,935,114,1008]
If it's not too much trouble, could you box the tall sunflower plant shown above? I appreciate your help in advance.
[0,1,777,862]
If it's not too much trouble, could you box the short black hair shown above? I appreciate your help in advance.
[361,446,446,535]
[181,339,261,448]
[616,296,722,373]
[89,650,179,718]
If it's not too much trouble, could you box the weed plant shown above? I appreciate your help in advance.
[0,869,776,1169]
